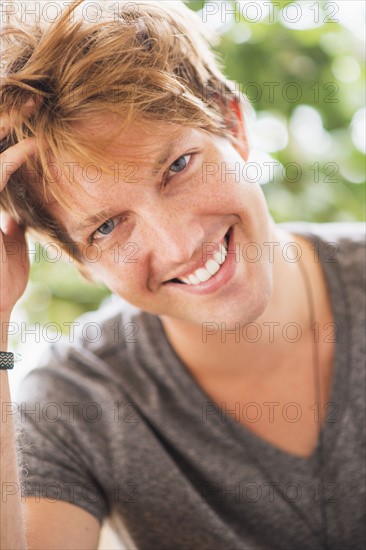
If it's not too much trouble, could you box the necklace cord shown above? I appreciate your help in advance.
[298,253,330,550]
[212,240,332,548]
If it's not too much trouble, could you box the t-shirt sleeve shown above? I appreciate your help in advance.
[14,343,114,524]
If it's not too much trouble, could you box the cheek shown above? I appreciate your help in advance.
[81,251,131,288]
[199,148,267,214]
[235,256,273,325]
[93,246,151,296]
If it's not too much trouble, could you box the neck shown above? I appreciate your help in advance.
[160,224,320,381]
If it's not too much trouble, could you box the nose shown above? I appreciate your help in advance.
[144,209,205,267]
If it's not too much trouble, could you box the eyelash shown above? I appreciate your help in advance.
[89,216,124,244]
[163,154,192,186]
[89,153,193,243]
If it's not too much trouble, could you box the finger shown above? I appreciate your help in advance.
[0,210,27,257]
[0,98,36,140]
[1,211,26,243]
[0,211,18,235]
[0,210,12,233]
[0,137,37,191]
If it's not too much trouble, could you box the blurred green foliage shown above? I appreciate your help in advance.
[187,0,365,222]
[18,0,365,338]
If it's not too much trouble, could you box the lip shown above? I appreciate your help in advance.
[163,225,237,295]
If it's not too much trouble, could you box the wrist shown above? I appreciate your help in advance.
[0,311,12,352]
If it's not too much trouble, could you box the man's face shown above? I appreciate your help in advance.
[48,115,273,327]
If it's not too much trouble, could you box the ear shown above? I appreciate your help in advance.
[224,98,250,162]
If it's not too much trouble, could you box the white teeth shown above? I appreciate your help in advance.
[195,268,212,282]
[214,243,227,265]
[188,274,200,284]
[205,259,220,276]
[176,236,230,285]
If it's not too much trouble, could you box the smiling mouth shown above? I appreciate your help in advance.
[168,228,231,285]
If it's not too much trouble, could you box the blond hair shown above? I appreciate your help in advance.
[0,0,242,266]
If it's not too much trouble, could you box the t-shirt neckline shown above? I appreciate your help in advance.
[149,226,351,474]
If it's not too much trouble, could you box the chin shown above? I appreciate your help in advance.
[218,269,273,327]
[176,278,272,330]
[212,294,270,329]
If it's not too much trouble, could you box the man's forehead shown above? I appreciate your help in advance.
[77,115,190,158]
[50,118,195,189]
[45,120,199,230]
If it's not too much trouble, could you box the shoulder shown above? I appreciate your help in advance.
[278,221,365,283]
[278,221,365,332]
[277,220,365,247]
[278,222,365,366]
[16,295,150,403]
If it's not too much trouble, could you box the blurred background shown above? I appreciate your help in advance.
[6,0,366,394]
[3,1,365,548]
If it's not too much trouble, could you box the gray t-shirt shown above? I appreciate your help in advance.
[15,222,365,550]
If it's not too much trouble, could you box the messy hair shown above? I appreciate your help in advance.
[0,0,243,268]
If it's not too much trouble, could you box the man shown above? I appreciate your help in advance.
[0,1,364,548]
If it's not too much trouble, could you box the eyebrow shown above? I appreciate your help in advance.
[73,142,179,234]
[151,143,176,176]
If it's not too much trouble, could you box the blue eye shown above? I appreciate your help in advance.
[92,218,117,240]
[168,154,191,176]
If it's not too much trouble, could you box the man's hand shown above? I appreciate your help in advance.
[0,99,37,315]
